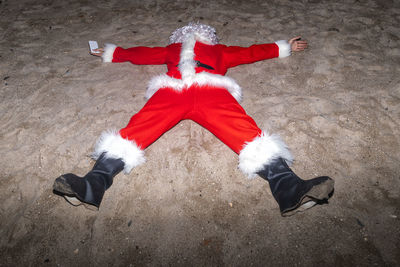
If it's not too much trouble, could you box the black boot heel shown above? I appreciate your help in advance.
[282,176,334,216]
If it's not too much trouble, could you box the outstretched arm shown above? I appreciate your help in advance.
[223,36,308,68]
[90,44,167,65]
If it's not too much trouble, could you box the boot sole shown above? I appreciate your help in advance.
[53,176,99,211]
[282,177,334,217]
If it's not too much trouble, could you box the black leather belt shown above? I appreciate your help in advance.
[195,60,214,70]
[176,61,214,70]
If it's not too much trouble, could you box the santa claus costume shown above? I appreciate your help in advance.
[53,23,334,216]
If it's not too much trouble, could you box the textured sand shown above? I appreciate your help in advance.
[1,0,399,266]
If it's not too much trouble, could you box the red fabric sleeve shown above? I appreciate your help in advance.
[222,43,279,68]
[112,46,167,65]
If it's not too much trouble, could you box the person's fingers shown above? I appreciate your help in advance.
[293,46,307,51]
[90,52,103,56]
[296,43,308,49]
[293,42,308,50]
[289,36,301,44]
[90,47,104,56]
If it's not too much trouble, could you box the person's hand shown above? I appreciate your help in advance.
[91,48,104,57]
[289,36,308,52]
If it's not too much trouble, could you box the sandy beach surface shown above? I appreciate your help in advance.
[1,0,399,266]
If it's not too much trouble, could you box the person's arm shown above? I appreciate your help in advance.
[222,37,308,68]
[91,43,167,65]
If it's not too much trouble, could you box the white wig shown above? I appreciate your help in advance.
[169,22,219,45]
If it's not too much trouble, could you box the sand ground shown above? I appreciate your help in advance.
[1,0,399,266]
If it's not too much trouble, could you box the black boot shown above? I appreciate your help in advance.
[53,153,124,209]
[258,157,334,216]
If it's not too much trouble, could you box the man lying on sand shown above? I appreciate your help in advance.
[53,23,334,216]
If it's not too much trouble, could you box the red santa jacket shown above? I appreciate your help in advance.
[103,36,291,101]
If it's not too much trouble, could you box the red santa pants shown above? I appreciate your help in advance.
[119,85,262,154]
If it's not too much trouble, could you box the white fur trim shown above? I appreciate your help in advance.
[146,34,242,102]
[92,130,146,174]
[275,40,291,58]
[238,131,293,178]
[102,43,117,62]
[146,73,242,102]
[179,34,197,81]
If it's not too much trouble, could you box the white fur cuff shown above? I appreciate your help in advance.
[92,130,146,173]
[146,72,242,102]
[275,40,291,58]
[238,131,293,178]
[102,43,117,62]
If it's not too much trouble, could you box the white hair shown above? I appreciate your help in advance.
[169,22,219,45]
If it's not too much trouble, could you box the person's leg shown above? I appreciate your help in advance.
[53,88,193,208]
[189,85,274,154]
[119,89,192,150]
[190,86,334,216]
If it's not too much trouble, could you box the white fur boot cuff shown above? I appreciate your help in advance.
[238,131,293,178]
[92,130,146,174]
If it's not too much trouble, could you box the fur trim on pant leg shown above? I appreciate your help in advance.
[238,131,293,178]
[92,130,146,174]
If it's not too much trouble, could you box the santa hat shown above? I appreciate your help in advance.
[169,22,219,45]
